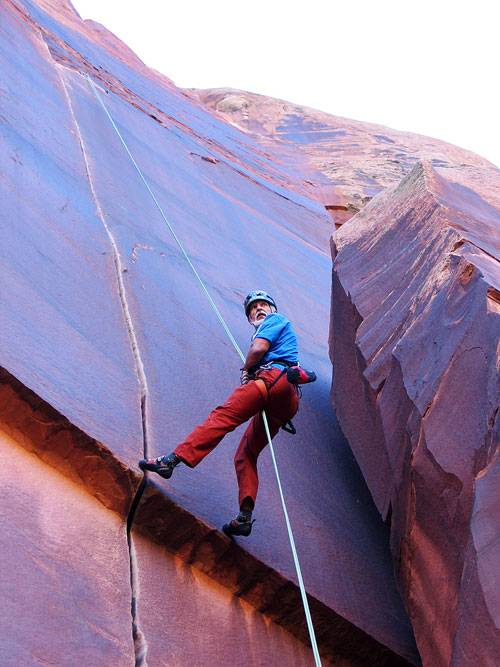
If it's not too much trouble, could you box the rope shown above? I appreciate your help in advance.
[85,75,244,361]
[85,73,321,666]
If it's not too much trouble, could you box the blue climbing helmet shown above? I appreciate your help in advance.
[244,290,277,316]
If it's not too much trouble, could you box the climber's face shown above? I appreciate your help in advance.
[247,300,272,326]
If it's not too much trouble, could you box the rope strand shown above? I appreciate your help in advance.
[85,73,321,666]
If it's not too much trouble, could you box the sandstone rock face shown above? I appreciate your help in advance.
[194,88,495,229]
[132,532,321,667]
[330,160,500,666]
[1,0,419,664]
[0,425,134,665]
[0,369,333,667]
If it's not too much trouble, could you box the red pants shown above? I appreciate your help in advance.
[174,368,299,506]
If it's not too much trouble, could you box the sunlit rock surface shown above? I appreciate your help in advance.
[0,425,134,665]
[330,160,500,666]
[1,0,420,664]
[194,88,494,229]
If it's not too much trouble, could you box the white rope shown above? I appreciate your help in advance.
[85,73,321,666]
[261,414,322,665]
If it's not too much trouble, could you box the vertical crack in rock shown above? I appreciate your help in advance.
[46,45,149,665]
[127,504,148,665]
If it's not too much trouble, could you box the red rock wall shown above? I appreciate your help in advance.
[195,88,495,229]
[1,0,420,664]
[133,533,323,667]
[0,373,323,666]
[330,160,500,665]
[0,429,134,665]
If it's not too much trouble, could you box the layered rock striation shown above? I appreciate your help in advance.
[330,160,500,665]
[194,88,494,229]
[6,0,498,664]
[1,0,421,664]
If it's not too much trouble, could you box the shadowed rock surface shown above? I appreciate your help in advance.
[330,160,500,666]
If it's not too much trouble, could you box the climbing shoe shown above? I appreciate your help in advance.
[139,453,180,479]
[223,511,255,538]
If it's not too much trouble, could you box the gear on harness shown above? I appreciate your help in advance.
[252,361,316,435]
[257,361,316,389]
[281,420,297,434]
[286,366,317,385]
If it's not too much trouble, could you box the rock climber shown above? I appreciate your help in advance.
[139,289,314,537]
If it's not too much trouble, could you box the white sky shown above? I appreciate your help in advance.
[71,0,499,168]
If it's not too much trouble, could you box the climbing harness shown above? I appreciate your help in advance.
[85,73,322,667]
[254,359,316,435]
[253,365,296,434]
[248,360,316,434]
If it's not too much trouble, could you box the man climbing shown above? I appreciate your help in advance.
[139,290,303,537]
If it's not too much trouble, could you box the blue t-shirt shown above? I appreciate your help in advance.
[252,313,298,368]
